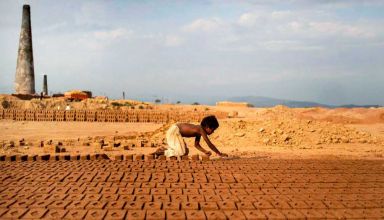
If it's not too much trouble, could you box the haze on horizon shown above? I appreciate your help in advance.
[0,0,383,105]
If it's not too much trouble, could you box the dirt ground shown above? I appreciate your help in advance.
[1,96,384,160]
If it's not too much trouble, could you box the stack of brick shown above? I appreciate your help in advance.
[0,109,228,123]
[25,109,35,121]
[75,110,86,122]
[3,109,15,120]
[96,110,106,122]
[15,110,25,121]
[35,110,45,121]
[116,111,127,122]
[106,110,116,122]
[86,110,96,122]
[65,110,75,121]
[127,111,138,122]
[55,110,65,121]
[137,110,150,123]
[45,110,55,121]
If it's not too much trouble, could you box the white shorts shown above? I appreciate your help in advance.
[164,124,187,157]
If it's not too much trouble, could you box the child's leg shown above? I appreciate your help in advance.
[183,147,189,156]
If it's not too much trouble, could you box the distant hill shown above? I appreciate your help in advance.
[227,96,381,108]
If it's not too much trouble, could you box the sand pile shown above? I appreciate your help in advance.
[297,107,384,124]
[207,106,382,148]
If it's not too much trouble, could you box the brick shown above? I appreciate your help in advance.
[253,199,274,209]
[42,209,68,219]
[261,209,285,219]
[181,202,199,210]
[104,210,127,220]
[144,202,162,210]
[135,154,144,160]
[63,209,87,220]
[124,201,144,210]
[236,201,255,210]
[1,208,28,219]
[168,188,183,195]
[199,202,218,210]
[106,200,126,209]
[84,209,107,220]
[100,193,119,201]
[20,208,48,219]
[185,210,206,220]
[201,155,210,161]
[29,199,54,208]
[241,210,267,220]
[298,209,326,219]
[134,188,151,195]
[188,195,205,202]
[222,194,240,203]
[126,210,146,220]
[224,210,246,220]
[167,210,186,220]
[135,195,153,202]
[47,200,71,209]
[118,194,135,202]
[141,182,156,188]
[66,200,90,210]
[66,193,85,201]
[83,194,102,201]
[146,210,165,220]
[217,201,237,210]
[204,210,226,220]
[153,195,170,202]
[85,200,107,209]
[191,155,200,161]
[10,199,36,208]
[48,193,68,200]
[163,201,180,210]
[280,209,306,219]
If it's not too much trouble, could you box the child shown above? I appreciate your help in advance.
[152,115,228,158]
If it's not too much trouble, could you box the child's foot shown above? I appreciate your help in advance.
[150,146,166,158]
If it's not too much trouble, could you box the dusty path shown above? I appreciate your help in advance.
[0,121,161,140]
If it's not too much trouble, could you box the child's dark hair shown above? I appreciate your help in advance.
[201,115,219,130]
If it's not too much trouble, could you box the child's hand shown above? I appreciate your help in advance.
[218,152,228,157]
[205,151,212,156]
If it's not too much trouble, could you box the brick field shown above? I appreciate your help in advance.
[0,158,383,219]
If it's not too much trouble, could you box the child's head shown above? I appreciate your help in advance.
[201,115,219,135]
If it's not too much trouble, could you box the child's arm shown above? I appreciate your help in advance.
[200,129,227,157]
[194,136,212,156]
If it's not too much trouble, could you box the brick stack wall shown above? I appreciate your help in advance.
[0,109,228,123]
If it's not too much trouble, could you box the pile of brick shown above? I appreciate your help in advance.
[0,109,228,123]
[0,159,382,219]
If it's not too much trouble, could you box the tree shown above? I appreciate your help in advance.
[155,99,161,104]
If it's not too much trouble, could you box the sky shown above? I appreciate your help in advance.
[0,0,383,105]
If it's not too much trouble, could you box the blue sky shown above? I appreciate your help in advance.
[0,0,383,105]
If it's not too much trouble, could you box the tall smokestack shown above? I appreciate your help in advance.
[14,5,35,94]
[43,75,48,95]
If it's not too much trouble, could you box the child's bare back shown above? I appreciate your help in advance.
[176,123,203,137]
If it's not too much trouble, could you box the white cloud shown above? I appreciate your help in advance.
[182,18,223,33]
[308,22,375,38]
[238,12,261,27]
